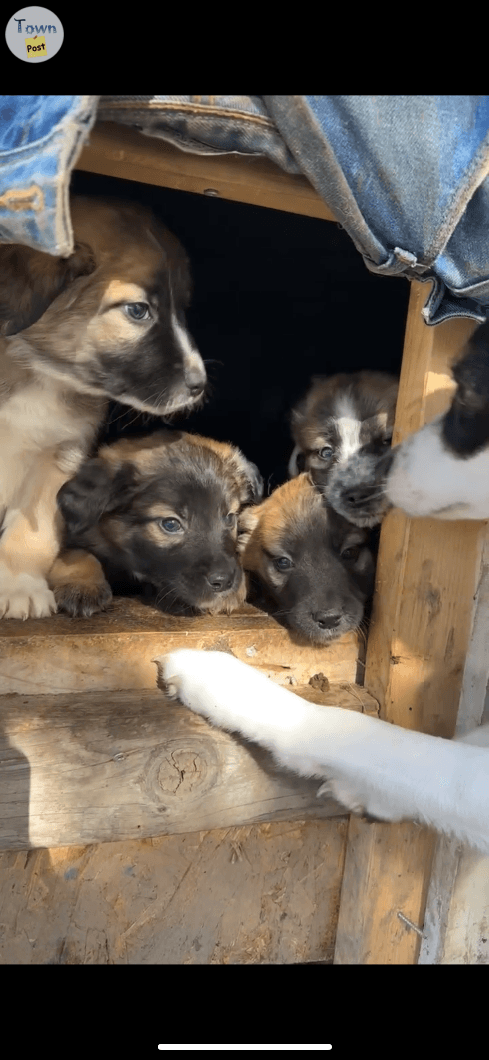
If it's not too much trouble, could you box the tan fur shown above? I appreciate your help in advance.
[238,475,323,572]
[57,430,261,617]
[48,549,112,617]
[0,197,205,619]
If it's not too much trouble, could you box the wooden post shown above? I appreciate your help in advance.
[334,282,487,964]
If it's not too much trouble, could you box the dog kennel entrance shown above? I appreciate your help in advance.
[0,122,487,965]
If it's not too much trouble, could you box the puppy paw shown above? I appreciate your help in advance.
[0,571,57,620]
[54,579,113,618]
[317,777,392,822]
[154,649,250,727]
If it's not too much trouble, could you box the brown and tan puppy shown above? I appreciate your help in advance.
[289,371,398,527]
[56,430,263,617]
[0,196,207,619]
[238,473,376,644]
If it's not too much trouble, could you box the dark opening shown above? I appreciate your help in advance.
[71,169,410,488]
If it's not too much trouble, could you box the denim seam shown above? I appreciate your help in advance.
[0,95,98,160]
[99,102,275,127]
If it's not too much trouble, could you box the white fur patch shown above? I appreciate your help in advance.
[156,649,489,853]
[0,567,57,619]
[334,395,362,464]
[387,418,489,519]
[171,310,204,379]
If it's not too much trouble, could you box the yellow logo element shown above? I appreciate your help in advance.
[25,34,47,57]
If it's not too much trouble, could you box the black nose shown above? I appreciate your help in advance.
[312,610,342,629]
[184,366,206,395]
[344,485,376,507]
[206,570,233,593]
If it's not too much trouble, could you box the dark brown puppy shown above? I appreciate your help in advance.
[289,371,398,527]
[238,473,375,644]
[0,196,206,619]
[56,431,263,617]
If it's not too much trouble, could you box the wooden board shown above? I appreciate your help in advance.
[76,121,336,221]
[0,820,348,964]
[334,282,487,964]
[0,597,362,695]
[0,682,378,850]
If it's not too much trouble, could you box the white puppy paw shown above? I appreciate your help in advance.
[317,776,399,822]
[154,649,249,727]
[0,570,57,620]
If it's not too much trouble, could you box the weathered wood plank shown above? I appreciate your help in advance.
[334,282,487,964]
[76,122,336,221]
[0,682,377,850]
[0,598,362,695]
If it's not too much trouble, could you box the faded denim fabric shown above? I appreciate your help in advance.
[0,95,98,254]
[263,95,489,324]
[3,94,489,326]
[98,95,301,173]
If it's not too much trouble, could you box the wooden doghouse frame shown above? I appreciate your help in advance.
[1,122,488,964]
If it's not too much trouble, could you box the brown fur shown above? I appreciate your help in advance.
[0,196,206,619]
[237,474,376,644]
[56,430,263,617]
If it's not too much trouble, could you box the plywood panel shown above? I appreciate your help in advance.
[0,822,347,964]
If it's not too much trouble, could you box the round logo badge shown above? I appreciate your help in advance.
[6,6,63,61]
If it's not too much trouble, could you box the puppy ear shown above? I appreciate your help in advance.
[288,444,306,477]
[243,460,264,503]
[232,453,264,504]
[57,459,116,535]
[0,241,95,335]
[237,505,262,554]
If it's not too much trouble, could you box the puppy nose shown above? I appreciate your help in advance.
[312,610,342,629]
[344,485,376,507]
[184,365,206,395]
[206,570,233,593]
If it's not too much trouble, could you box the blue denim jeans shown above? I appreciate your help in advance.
[0,95,97,254]
[2,94,489,326]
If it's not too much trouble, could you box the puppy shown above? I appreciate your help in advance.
[289,371,399,526]
[238,473,376,644]
[387,322,489,519]
[56,430,263,617]
[157,650,489,855]
[0,196,206,619]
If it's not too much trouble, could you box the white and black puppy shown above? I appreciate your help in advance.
[387,323,489,519]
[156,650,489,854]
[289,371,399,527]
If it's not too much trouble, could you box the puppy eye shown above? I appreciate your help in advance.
[381,436,393,448]
[318,446,334,461]
[158,518,182,534]
[341,545,361,561]
[124,302,151,321]
[274,556,293,571]
[223,513,236,527]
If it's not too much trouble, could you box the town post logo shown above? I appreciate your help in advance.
[6,6,63,61]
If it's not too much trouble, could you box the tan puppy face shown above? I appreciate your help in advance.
[239,474,376,644]
[289,371,398,527]
[57,431,263,615]
[2,197,207,416]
